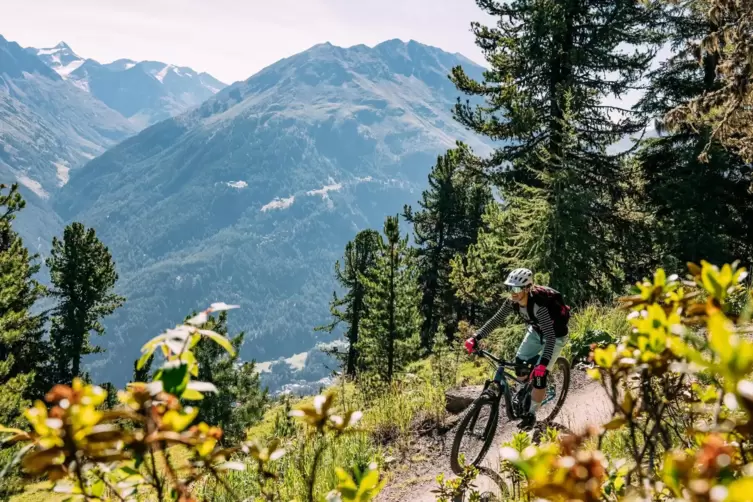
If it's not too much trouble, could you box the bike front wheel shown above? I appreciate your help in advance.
[450,390,501,475]
[537,356,571,424]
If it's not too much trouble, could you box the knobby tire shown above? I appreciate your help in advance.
[450,390,501,475]
[538,356,571,425]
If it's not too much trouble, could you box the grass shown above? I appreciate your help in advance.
[189,366,453,501]
[9,482,67,502]
[561,303,631,364]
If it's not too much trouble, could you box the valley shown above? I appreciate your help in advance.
[3,34,494,392]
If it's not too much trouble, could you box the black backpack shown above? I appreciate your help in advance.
[514,285,571,335]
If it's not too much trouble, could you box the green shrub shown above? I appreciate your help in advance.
[563,304,631,364]
[499,261,753,502]
[0,304,384,502]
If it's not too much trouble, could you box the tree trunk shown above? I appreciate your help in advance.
[347,304,360,377]
[421,223,445,348]
[548,1,575,164]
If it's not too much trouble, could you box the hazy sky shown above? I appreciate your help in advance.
[1,0,495,84]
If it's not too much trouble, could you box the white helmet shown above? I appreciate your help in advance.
[504,268,533,287]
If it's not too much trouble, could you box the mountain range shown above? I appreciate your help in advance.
[1,35,137,255]
[1,34,226,257]
[28,42,227,127]
[52,39,494,388]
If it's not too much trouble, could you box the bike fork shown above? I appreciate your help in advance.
[541,384,557,406]
[469,379,502,432]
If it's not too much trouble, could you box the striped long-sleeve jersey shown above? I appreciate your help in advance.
[474,298,560,367]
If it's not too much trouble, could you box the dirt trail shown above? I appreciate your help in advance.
[377,370,613,502]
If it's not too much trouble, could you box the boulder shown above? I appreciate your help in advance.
[445,386,483,414]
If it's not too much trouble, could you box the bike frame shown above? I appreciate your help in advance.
[474,348,532,421]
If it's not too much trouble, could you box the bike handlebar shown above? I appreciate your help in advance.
[473,348,530,375]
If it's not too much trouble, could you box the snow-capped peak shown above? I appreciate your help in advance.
[154,64,173,83]
[34,42,84,79]
[56,59,85,78]
[36,41,70,56]
[35,47,58,56]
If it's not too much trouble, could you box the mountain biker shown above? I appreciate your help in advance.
[464,268,570,430]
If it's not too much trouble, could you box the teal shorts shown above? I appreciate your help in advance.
[516,326,567,372]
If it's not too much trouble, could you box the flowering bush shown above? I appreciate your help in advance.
[495,260,753,501]
[0,303,382,502]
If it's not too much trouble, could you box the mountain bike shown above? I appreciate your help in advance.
[449,347,571,475]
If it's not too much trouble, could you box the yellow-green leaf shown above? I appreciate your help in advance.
[199,330,236,357]
[163,408,199,432]
[181,388,205,400]
[603,417,627,430]
[622,391,634,414]
[708,310,734,362]
[727,477,753,501]
[90,479,105,498]
[136,347,156,370]
[586,368,602,381]
[0,426,28,436]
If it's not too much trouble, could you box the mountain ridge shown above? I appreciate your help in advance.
[55,38,494,388]
[27,40,227,127]
[1,34,139,256]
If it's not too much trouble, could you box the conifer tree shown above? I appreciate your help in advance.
[664,0,753,163]
[46,222,125,384]
[635,0,753,270]
[0,183,48,427]
[189,310,268,444]
[449,0,661,304]
[132,353,154,382]
[358,216,421,383]
[404,151,460,348]
[316,229,381,376]
[430,325,458,388]
[100,382,119,410]
[404,145,492,346]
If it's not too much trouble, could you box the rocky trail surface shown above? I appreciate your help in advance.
[377,369,613,502]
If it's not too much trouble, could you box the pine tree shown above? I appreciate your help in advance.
[430,325,458,388]
[454,151,494,256]
[0,183,48,427]
[635,0,753,271]
[358,216,421,383]
[664,0,753,163]
[316,229,381,377]
[46,222,125,384]
[132,353,154,382]
[451,190,548,313]
[404,145,492,346]
[272,395,295,438]
[189,311,268,444]
[404,151,459,348]
[100,382,119,410]
[449,0,661,304]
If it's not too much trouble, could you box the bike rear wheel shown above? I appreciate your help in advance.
[537,356,571,424]
[450,389,501,475]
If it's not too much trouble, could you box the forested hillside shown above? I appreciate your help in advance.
[53,39,495,387]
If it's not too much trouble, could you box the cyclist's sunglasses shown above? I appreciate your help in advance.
[508,285,527,293]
